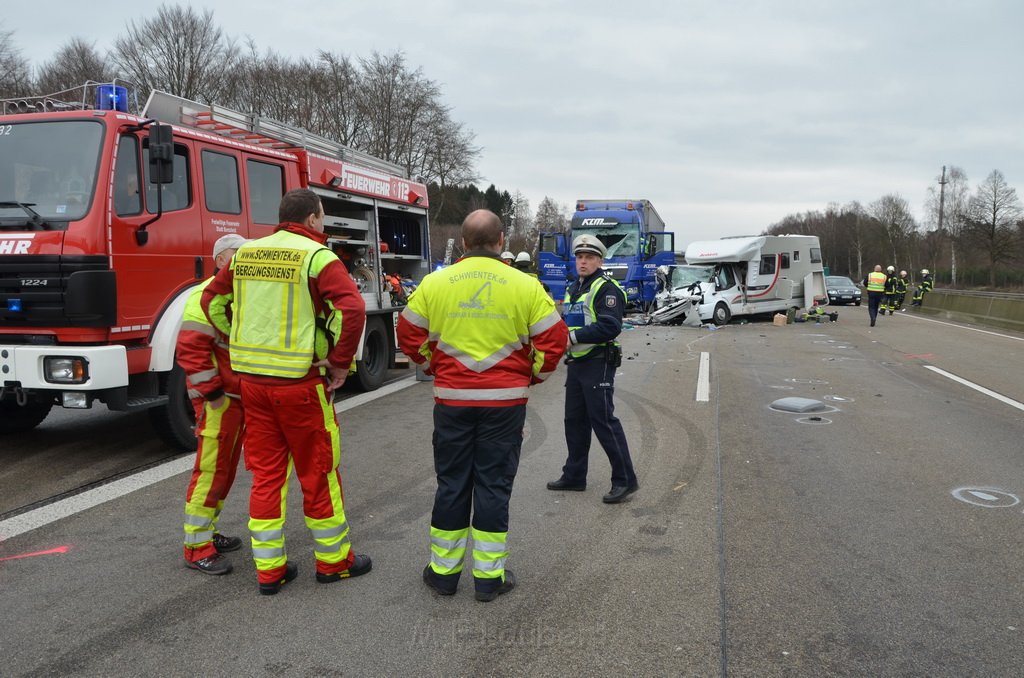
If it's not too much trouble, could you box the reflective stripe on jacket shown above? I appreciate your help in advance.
[396,251,568,407]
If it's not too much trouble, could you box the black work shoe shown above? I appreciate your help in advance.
[546,478,586,491]
[185,553,232,575]
[259,561,298,596]
[316,554,372,583]
[602,483,639,504]
[475,570,516,602]
[212,533,243,553]
[422,565,458,595]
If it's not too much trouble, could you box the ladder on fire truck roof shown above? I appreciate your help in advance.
[142,90,407,179]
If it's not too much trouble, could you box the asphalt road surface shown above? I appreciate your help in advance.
[2,306,1022,677]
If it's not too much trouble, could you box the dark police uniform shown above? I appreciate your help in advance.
[557,269,638,500]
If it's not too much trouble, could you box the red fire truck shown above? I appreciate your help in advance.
[0,83,430,449]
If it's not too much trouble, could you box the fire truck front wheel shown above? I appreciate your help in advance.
[0,396,54,434]
[354,316,391,392]
[149,364,197,451]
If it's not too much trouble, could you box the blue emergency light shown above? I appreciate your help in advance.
[7,298,23,312]
[95,84,129,112]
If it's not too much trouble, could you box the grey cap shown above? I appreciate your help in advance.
[572,234,607,258]
[213,233,248,260]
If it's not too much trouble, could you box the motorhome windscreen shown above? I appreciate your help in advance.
[671,265,712,288]
[0,120,104,227]
[574,224,639,258]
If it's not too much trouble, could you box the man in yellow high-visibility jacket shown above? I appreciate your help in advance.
[862,265,887,327]
[202,189,371,596]
[397,209,568,602]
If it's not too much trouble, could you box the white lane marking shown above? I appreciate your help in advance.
[905,314,1024,342]
[0,376,421,542]
[0,457,195,542]
[333,375,417,414]
[924,366,1024,413]
[696,352,710,402]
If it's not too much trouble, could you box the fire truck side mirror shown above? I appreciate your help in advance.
[148,124,174,184]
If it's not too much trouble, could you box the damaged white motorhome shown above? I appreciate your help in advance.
[666,235,828,325]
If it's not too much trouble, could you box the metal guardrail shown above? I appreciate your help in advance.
[932,289,1024,301]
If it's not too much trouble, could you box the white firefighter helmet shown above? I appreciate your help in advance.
[900,270,907,276]
[572,234,607,258]
[921,268,929,275]
[887,265,895,272]
[514,251,531,264]
[500,251,514,262]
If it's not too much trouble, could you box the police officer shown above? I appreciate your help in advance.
[862,264,887,327]
[547,234,639,504]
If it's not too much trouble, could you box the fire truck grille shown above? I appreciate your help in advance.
[0,255,113,327]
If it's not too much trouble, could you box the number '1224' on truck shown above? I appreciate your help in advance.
[0,84,431,449]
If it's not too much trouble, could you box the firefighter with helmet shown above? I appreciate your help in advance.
[894,270,909,311]
[547,234,639,504]
[883,265,898,315]
[512,251,537,276]
[912,268,933,306]
[500,251,515,265]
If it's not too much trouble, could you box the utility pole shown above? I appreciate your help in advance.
[937,166,950,285]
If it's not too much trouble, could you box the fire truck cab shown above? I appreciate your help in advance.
[0,84,430,449]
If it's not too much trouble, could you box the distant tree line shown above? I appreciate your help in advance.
[2,8,578,264]
[1,6,481,227]
[766,167,1024,289]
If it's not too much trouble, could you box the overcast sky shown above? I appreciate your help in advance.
[5,1,1024,245]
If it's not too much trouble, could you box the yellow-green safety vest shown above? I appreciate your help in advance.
[866,271,886,292]
[229,230,339,379]
[563,275,624,359]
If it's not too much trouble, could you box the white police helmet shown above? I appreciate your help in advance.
[572,234,607,258]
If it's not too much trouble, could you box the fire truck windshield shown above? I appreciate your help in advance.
[0,120,104,228]
[573,224,640,258]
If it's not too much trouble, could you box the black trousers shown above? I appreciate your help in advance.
[431,403,525,533]
[867,291,884,324]
[562,356,637,487]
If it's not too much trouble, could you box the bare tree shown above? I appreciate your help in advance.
[424,117,480,221]
[34,37,114,96]
[316,50,368,148]
[966,169,1021,287]
[534,196,569,234]
[111,4,238,102]
[0,25,32,98]
[869,194,916,267]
